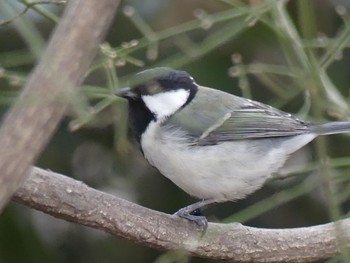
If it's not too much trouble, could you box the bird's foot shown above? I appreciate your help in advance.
[174,207,208,231]
[174,199,217,231]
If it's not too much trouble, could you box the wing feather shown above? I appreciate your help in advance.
[162,87,311,145]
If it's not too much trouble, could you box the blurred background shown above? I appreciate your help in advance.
[1,0,350,262]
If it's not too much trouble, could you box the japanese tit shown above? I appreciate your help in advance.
[117,67,350,228]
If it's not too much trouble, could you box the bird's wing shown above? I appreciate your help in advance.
[163,87,311,146]
[206,101,311,142]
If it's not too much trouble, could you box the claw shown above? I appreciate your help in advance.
[173,199,217,231]
[174,208,208,231]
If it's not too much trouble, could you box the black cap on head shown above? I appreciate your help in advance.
[125,67,197,97]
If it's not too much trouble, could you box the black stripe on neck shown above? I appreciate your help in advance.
[127,99,155,144]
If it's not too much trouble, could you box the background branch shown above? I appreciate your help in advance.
[13,166,350,263]
[2,1,350,261]
[0,0,120,210]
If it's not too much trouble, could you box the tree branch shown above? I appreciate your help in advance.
[0,0,120,210]
[2,1,350,261]
[13,167,350,262]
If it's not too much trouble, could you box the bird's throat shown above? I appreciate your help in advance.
[127,99,155,143]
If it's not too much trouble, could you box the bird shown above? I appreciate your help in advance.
[117,67,350,228]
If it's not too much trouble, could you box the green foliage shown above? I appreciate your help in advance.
[1,0,350,262]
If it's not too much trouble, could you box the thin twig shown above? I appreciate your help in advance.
[0,0,65,26]
[0,0,120,211]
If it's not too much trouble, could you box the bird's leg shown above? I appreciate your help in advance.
[174,199,217,230]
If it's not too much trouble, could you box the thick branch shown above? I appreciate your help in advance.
[0,0,120,210]
[13,167,350,262]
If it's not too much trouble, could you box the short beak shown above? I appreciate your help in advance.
[116,87,137,99]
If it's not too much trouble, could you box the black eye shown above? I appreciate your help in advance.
[147,81,162,94]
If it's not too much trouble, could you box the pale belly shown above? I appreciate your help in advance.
[141,122,316,201]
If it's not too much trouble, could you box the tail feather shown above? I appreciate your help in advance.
[312,121,350,135]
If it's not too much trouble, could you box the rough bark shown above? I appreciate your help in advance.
[0,0,120,210]
[13,167,350,262]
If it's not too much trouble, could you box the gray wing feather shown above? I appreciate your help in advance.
[163,86,311,145]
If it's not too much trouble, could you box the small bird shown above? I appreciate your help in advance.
[117,67,350,228]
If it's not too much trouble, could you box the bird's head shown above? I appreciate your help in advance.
[117,67,198,122]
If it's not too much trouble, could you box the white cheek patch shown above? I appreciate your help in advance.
[142,89,190,121]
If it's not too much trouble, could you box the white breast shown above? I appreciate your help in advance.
[141,121,316,202]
